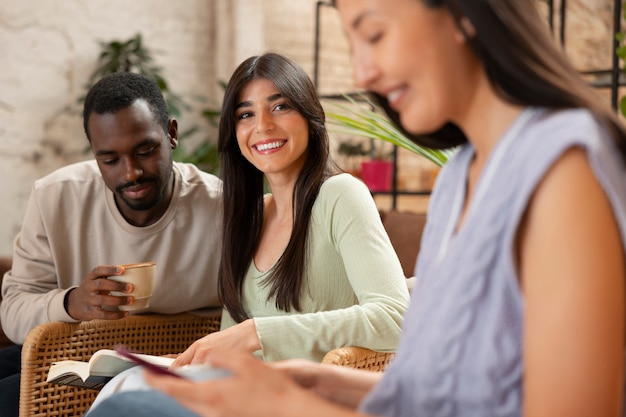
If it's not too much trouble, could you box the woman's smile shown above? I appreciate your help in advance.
[254,139,287,153]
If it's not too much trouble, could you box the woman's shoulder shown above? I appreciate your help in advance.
[536,107,595,124]
[529,107,605,143]
[320,173,369,195]
[511,107,617,174]
[314,173,377,218]
[316,173,373,207]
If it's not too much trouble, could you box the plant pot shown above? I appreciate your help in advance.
[360,160,393,192]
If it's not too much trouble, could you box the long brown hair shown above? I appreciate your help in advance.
[334,0,626,160]
[217,53,339,322]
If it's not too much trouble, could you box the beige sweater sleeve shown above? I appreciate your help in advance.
[1,161,223,344]
[1,182,77,343]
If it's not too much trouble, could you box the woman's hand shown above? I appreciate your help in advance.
[273,359,382,409]
[172,319,261,367]
[145,350,360,417]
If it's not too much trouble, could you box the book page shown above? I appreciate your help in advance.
[89,349,174,376]
[46,360,92,383]
[46,349,175,387]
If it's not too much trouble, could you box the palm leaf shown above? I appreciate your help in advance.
[325,94,454,167]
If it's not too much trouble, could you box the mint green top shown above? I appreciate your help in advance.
[220,174,410,362]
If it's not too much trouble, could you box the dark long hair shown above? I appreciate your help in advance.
[334,0,626,160]
[218,53,339,322]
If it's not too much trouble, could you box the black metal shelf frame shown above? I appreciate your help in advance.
[314,0,624,209]
[546,0,623,110]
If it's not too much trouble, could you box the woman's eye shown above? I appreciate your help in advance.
[358,22,384,44]
[274,102,290,111]
[237,111,252,120]
[102,158,119,165]
[368,32,383,44]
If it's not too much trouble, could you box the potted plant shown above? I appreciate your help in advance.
[360,139,394,192]
[336,140,367,177]
[325,94,455,193]
[82,33,221,175]
[336,138,394,192]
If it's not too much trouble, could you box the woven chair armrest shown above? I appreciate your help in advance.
[321,347,395,372]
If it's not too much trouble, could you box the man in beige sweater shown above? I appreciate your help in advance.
[0,72,223,416]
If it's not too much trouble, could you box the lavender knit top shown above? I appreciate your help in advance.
[360,108,626,417]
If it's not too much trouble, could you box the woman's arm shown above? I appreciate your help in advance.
[520,148,625,416]
[273,359,383,409]
[253,175,410,361]
[146,351,376,417]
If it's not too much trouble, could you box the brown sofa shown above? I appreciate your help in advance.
[0,256,13,348]
[380,210,426,278]
[0,211,425,349]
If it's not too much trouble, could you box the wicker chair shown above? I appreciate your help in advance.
[322,347,394,371]
[19,312,392,417]
[19,312,221,417]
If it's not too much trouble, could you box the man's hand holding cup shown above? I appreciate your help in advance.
[66,262,156,320]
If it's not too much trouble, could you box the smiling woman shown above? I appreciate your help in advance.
[84,52,410,416]
[208,52,409,363]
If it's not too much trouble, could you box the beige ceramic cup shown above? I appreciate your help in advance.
[109,262,157,311]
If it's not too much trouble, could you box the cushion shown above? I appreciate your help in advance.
[381,211,427,277]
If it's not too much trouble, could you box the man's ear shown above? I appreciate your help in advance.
[167,119,178,150]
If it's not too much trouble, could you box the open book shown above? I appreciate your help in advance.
[46,349,174,390]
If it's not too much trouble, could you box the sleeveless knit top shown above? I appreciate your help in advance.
[360,108,626,417]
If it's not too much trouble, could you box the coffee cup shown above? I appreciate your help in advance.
[109,262,157,311]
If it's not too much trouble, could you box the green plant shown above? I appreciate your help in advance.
[337,141,368,158]
[337,138,391,159]
[325,94,454,167]
[335,140,367,175]
[83,33,187,118]
[172,107,221,174]
[83,33,221,174]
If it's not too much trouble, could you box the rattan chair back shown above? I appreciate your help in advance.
[20,313,220,417]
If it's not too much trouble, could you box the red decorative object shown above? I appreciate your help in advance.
[360,160,393,192]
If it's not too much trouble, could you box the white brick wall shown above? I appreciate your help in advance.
[0,0,620,255]
[0,0,220,254]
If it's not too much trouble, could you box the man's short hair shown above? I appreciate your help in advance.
[82,72,169,141]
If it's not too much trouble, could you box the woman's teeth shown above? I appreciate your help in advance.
[387,89,403,104]
[256,141,285,151]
